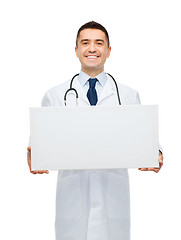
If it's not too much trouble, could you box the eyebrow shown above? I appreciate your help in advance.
[81,39,105,43]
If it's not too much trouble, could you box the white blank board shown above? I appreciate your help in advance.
[30,105,159,170]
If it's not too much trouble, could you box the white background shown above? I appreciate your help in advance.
[0,0,180,239]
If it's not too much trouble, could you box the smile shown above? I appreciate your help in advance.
[86,56,99,59]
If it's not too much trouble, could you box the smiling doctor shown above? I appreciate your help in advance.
[27,21,163,240]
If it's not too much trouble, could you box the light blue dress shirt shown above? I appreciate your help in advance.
[78,70,108,100]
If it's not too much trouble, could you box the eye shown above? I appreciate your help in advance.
[97,42,103,46]
[82,42,88,45]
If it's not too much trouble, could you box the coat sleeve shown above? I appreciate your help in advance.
[41,90,52,107]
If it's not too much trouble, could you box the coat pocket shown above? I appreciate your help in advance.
[56,173,82,219]
[105,172,130,218]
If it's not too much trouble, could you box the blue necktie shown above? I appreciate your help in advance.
[87,78,98,105]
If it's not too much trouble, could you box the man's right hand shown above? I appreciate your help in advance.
[27,146,49,174]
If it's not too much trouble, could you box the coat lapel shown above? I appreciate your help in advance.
[73,79,90,105]
[97,77,115,105]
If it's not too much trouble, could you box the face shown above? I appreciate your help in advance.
[75,29,111,76]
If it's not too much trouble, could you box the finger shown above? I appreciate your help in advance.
[157,159,163,171]
[34,170,49,174]
[27,146,31,152]
[139,167,160,173]
[28,156,32,172]
[147,167,161,173]
[28,157,31,166]
[148,167,156,171]
[159,159,163,167]
[31,170,38,174]
[152,166,162,173]
[158,151,163,169]
[139,168,149,171]
[39,170,48,174]
[153,168,160,173]
[41,170,49,174]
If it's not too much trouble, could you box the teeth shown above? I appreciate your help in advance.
[87,56,98,59]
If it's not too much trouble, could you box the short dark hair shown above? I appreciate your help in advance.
[76,21,110,47]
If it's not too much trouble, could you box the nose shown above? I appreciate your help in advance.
[89,42,96,52]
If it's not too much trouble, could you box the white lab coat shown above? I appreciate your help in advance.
[41,75,141,240]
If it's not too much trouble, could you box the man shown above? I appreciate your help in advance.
[27,21,163,240]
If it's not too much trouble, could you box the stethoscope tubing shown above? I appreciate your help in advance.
[64,73,121,105]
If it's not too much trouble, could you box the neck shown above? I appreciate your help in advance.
[81,67,104,78]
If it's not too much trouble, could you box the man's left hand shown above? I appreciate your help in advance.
[138,151,163,173]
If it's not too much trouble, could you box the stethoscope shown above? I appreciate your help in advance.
[64,73,121,106]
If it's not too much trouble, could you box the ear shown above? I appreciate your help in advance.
[75,46,79,58]
[107,46,111,58]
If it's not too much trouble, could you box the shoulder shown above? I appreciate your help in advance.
[117,82,141,104]
[47,80,70,96]
[41,80,71,106]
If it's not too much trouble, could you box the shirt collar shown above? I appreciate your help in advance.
[78,70,107,87]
